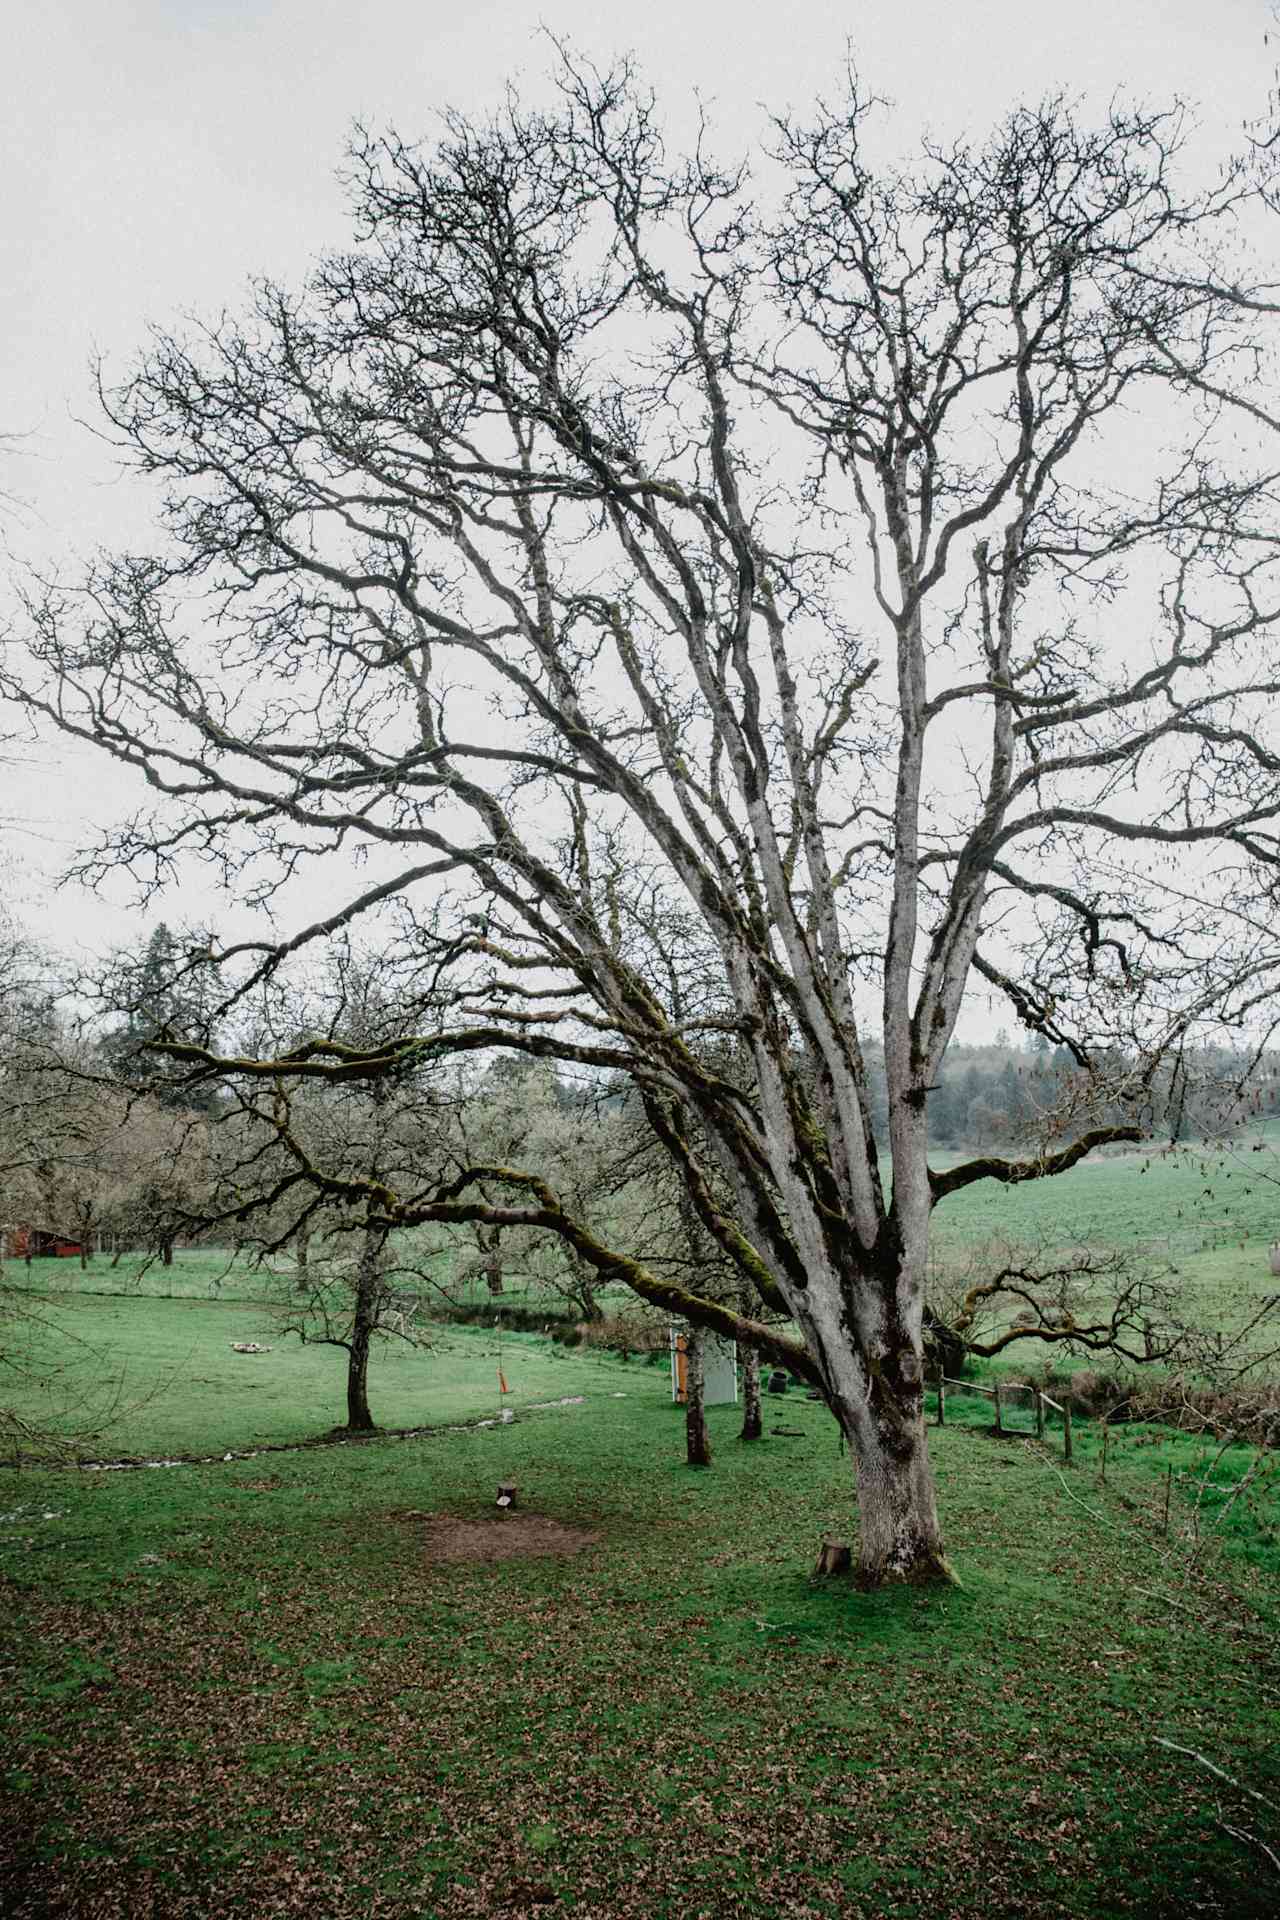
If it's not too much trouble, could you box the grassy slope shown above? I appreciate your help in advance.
[929,1143,1280,1327]
[936,1144,1274,1267]
[929,1143,1280,1248]
[2,1383,1278,1920]
[5,1250,290,1301]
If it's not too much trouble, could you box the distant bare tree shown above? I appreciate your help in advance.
[199,957,453,1432]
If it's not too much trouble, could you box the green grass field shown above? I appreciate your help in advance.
[1,1283,638,1460]
[5,1248,294,1302]
[923,1143,1280,1376]
[14,1136,1279,1359]
[932,1140,1280,1251]
[2,1373,1277,1919]
[7,1132,1278,1471]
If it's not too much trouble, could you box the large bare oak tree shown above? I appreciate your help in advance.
[6,60,1280,1582]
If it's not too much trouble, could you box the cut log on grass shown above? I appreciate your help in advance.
[496,1481,518,1510]
[813,1537,852,1579]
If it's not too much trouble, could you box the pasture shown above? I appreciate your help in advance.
[1,1271,635,1460]
[929,1141,1280,1329]
[2,1368,1278,1919]
[4,1152,1279,1916]
[10,1136,1279,1357]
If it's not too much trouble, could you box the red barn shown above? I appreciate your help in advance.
[3,1225,87,1260]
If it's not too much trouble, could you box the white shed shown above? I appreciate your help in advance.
[669,1326,738,1405]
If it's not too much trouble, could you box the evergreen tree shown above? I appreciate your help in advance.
[101,924,218,1111]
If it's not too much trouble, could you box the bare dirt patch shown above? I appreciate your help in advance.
[392,1510,600,1564]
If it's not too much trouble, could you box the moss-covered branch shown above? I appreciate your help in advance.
[416,1164,821,1385]
[928,1127,1144,1204]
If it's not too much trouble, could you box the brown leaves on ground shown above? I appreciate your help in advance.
[1,1409,1277,1919]
[388,1510,600,1564]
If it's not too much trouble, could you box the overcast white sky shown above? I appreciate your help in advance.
[0,0,1273,970]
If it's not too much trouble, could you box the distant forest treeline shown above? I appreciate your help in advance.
[856,1036,1280,1151]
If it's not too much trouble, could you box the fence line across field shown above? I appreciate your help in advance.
[932,1372,1073,1463]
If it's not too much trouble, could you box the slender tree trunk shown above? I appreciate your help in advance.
[739,1338,762,1441]
[295,1218,310,1291]
[345,1227,382,1433]
[685,1327,712,1468]
[479,1223,504,1295]
[346,1326,375,1432]
[160,1239,174,1268]
[570,1257,602,1321]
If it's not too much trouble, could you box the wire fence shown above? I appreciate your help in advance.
[930,1372,1073,1462]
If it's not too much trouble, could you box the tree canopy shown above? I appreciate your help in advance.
[5,57,1280,1581]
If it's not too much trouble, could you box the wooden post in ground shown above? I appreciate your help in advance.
[1062,1400,1073,1465]
[813,1537,852,1579]
[936,1369,946,1427]
[1099,1420,1109,1485]
[1035,1390,1044,1442]
[994,1381,1004,1436]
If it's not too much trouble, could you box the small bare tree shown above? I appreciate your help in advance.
[274,1213,432,1434]
[199,959,455,1433]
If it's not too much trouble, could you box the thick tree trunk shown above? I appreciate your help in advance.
[739,1339,762,1441]
[847,1395,949,1585]
[799,1248,953,1585]
[160,1239,174,1268]
[685,1328,712,1468]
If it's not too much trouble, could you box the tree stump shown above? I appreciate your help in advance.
[767,1369,790,1395]
[813,1537,852,1579]
[496,1481,518,1509]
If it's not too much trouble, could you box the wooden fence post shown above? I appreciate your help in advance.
[994,1381,1004,1435]
[1062,1400,1073,1465]
[936,1370,946,1427]
[1035,1391,1044,1442]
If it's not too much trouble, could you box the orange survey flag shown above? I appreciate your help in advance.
[498,1370,510,1395]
